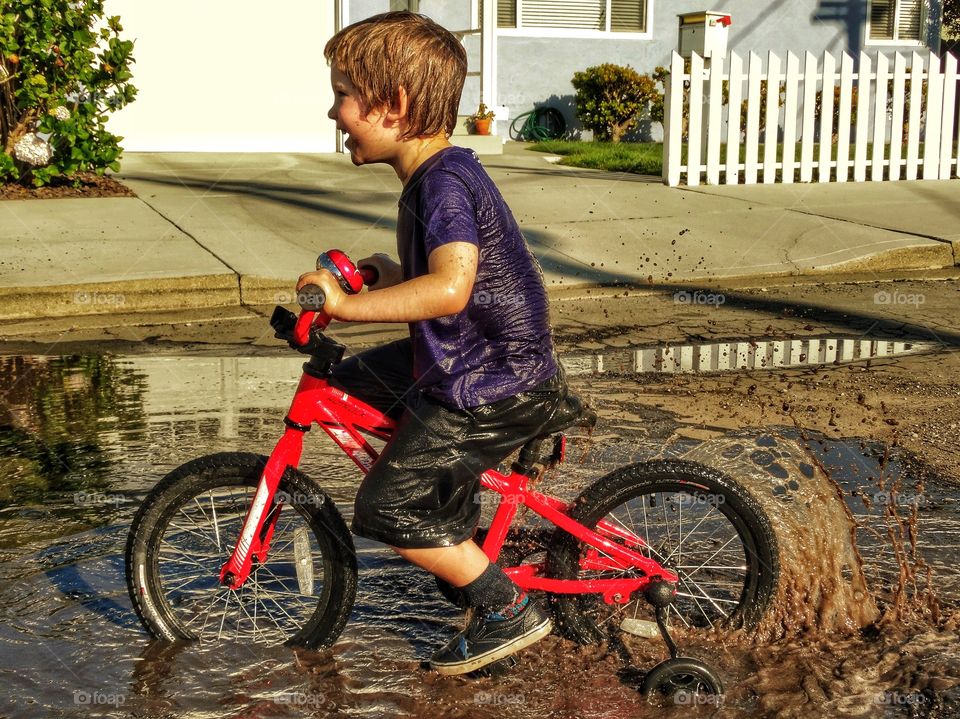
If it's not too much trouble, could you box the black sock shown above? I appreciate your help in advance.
[459,562,520,613]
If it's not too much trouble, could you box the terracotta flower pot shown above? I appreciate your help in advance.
[473,118,492,135]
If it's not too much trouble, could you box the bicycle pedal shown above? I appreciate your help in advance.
[548,433,566,467]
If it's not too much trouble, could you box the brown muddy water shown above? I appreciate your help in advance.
[0,353,958,718]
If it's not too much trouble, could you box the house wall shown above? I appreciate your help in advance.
[347,0,943,142]
[105,0,336,152]
[347,0,483,119]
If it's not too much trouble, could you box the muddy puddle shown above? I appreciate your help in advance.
[0,353,958,718]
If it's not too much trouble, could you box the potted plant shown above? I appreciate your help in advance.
[470,103,495,135]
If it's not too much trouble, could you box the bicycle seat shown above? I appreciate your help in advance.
[512,390,595,475]
[538,390,596,437]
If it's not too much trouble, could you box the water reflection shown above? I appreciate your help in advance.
[561,336,940,375]
[0,356,146,509]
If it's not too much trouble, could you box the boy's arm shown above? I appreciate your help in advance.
[296,241,478,323]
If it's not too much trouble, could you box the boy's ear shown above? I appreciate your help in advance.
[384,85,409,124]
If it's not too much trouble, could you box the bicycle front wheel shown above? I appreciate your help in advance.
[546,459,779,644]
[126,452,357,648]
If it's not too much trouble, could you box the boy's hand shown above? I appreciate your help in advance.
[296,269,346,318]
[293,243,476,323]
[357,253,402,290]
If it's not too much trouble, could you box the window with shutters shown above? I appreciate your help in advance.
[496,0,651,38]
[866,0,925,43]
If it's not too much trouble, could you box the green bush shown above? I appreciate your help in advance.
[0,0,136,186]
[571,63,658,143]
[651,64,784,140]
[945,0,960,38]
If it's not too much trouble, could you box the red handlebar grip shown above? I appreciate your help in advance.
[288,257,377,346]
[358,266,379,286]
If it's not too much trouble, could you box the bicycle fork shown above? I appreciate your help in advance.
[219,428,305,589]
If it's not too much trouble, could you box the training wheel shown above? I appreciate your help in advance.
[641,657,724,703]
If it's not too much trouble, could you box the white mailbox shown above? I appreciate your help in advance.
[678,11,731,59]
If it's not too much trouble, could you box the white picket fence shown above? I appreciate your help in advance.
[662,49,960,186]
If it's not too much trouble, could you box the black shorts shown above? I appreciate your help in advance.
[328,339,569,549]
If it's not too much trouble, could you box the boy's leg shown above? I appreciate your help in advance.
[393,541,490,588]
[327,338,417,419]
[351,369,571,674]
[393,541,538,629]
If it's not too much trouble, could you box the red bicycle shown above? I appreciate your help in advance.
[125,251,779,698]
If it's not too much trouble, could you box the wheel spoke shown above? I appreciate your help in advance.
[553,471,773,639]
[675,592,739,605]
[167,519,221,550]
[662,504,718,566]
[147,478,334,646]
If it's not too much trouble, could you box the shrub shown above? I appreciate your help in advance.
[651,64,784,140]
[944,0,960,39]
[571,63,658,143]
[814,85,858,142]
[0,0,136,186]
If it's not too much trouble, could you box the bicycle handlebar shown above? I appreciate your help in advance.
[297,284,326,312]
[289,252,380,346]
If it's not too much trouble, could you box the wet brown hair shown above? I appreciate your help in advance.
[324,11,467,140]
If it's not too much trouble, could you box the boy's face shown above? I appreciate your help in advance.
[327,65,395,167]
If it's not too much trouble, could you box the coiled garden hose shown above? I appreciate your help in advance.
[509,107,566,142]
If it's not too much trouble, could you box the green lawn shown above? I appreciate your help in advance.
[529,140,960,180]
[529,140,664,175]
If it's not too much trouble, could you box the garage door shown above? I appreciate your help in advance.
[105,1,336,152]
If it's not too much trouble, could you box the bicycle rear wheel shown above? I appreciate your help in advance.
[546,459,778,644]
[126,452,357,648]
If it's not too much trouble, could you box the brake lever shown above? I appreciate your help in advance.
[270,306,298,342]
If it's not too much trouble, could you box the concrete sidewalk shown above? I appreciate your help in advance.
[0,142,957,320]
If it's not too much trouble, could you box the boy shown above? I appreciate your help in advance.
[296,11,577,675]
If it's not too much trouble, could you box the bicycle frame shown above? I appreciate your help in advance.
[219,364,679,602]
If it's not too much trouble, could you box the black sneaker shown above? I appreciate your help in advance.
[429,596,553,676]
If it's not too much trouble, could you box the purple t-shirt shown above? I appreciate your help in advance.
[397,146,557,408]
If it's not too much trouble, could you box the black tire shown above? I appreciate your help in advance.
[125,452,357,649]
[641,657,724,699]
[546,459,779,644]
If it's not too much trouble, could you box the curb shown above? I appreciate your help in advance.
[0,275,238,321]
[1,246,956,322]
